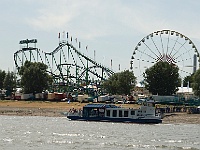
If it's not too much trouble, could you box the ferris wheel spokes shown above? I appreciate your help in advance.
[131,29,200,83]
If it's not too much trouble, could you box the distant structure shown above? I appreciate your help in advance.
[14,34,114,92]
[131,29,200,83]
[176,87,194,100]
[193,54,197,73]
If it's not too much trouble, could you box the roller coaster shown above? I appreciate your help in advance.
[14,33,114,91]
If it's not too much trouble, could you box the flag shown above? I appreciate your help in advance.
[181,79,183,88]
[79,42,81,49]
[66,32,68,38]
[75,38,77,43]
[86,45,88,51]
[62,31,65,38]
[58,32,60,39]
[94,50,95,60]
[71,36,72,42]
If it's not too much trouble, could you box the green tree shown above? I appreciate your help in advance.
[19,61,52,94]
[191,69,200,97]
[143,61,180,95]
[0,70,6,89]
[183,74,194,87]
[3,71,16,91]
[103,70,136,95]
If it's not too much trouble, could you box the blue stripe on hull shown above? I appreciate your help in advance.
[67,116,162,124]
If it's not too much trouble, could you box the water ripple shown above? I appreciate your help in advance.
[0,116,199,150]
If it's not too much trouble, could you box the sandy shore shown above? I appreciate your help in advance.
[0,100,83,117]
[162,113,200,124]
[0,100,200,124]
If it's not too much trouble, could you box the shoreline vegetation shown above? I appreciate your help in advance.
[0,100,200,124]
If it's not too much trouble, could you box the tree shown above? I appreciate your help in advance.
[0,70,6,89]
[143,61,180,95]
[3,71,16,91]
[103,70,136,95]
[191,69,200,97]
[183,74,194,87]
[19,61,52,94]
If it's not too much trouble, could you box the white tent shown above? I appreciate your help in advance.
[176,87,193,94]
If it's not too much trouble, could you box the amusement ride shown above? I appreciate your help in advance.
[130,29,200,84]
[14,30,200,91]
[14,32,114,92]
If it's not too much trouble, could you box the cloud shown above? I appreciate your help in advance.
[26,1,79,31]
[28,12,72,31]
[26,0,200,42]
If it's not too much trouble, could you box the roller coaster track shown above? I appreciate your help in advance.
[14,39,114,87]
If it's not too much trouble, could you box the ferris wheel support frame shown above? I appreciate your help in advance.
[130,29,200,82]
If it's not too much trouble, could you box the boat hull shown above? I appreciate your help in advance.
[67,116,162,124]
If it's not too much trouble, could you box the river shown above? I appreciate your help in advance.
[0,116,199,150]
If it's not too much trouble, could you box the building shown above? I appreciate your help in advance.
[176,87,194,100]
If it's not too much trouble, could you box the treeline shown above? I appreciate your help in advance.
[0,60,52,95]
[1,60,200,98]
[0,70,16,91]
[103,61,200,97]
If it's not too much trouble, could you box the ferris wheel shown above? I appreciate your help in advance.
[130,29,200,83]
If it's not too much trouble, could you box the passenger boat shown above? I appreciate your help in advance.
[66,101,162,124]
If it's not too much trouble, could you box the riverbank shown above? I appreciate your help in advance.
[0,100,82,117]
[0,100,199,124]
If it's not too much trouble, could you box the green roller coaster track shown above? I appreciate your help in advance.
[14,37,114,92]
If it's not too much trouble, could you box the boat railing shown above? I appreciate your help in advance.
[67,109,82,116]
[144,113,162,119]
[89,114,99,117]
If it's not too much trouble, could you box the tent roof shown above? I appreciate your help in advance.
[83,104,119,108]
[177,87,193,93]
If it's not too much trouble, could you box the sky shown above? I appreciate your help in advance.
[1,0,200,82]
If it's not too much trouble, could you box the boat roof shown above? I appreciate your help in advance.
[83,104,119,108]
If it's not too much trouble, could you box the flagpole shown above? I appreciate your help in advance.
[94,50,95,61]
[62,31,65,43]
[66,32,68,43]
[58,32,60,44]
[86,46,88,87]
[75,38,78,86]
[181,78,183,93]
[110,59,112,69]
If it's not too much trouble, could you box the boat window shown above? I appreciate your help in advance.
[90,109,98,117]
[106,110,110,116]
[131,110,135,115]
[124,111,128,117]
[113,110,117,117]
[119,110,122,117]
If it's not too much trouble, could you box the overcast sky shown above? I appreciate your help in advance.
[1,0,200,78]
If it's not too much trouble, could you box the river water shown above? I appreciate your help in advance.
[0,116,199,150]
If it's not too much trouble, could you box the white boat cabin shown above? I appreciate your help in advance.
[79,102,158,119]
[105,105,156,119]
